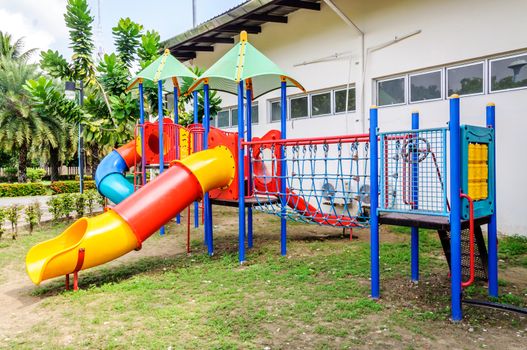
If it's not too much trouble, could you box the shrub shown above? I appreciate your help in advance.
[85,190,98,215]
[61,193,75,219]
[6,204,21,239]
[26,168,46,182]
[47,196,63,222]
[4,167,17,182]
[75,175,93,181]
[0,208,5,239]
[73,193,86,217]
[49,181,96,194]
[33,201,43,225]
[0,183,48,197]
[24,204,40,234]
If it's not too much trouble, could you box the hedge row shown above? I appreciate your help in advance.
[0,181,97,197]
[49,181,96,194]
[0,183,48,197]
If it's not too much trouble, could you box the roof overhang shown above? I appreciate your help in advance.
[162,0,321,61]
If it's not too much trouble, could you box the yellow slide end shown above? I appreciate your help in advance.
[26,210,138,285]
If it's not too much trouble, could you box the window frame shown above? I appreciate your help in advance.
[289,94,310,120]
[333,86,357,114]
[268,99,284,123]
[445,61,485,98]
[216,108,231,128]
[376,76,407,108]
[310,90,333,117]
[488,52,527,94]
[408,69,443,104]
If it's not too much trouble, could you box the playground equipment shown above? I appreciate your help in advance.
[26,32,499,321]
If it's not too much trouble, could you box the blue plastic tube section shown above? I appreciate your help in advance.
[94,150,134,204]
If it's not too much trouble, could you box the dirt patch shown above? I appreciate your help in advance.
[0,221,188,340]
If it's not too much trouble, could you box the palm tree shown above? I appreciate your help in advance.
[0,57,61,182]
[25,77,80,180]
[0,31,37,61]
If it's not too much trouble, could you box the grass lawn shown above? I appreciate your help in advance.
[0,207,526,349]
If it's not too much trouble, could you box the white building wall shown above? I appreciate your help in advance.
[189,0,527,235]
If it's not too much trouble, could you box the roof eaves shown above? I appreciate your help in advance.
[161,0,277,49]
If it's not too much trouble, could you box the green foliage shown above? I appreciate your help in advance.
[64,0,95,80]
[49,180,96,194]
[97,53,129,96]
[137,30,161,68]
[61,193,75,219]
[47,196,63,222]
[0,183,47,197]
[6,204,21,239]
[112,18,143,68]
[26,168,46,182]
[4,167,17,182]
[0,30,37,62]
[39,50,74,80]
[0,208,5,239]
[73,193,86,217]
[24,202,41,233]
[85,189,100,215]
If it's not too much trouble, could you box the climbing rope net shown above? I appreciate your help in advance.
[379,127,449,216]
[245,132,371,228]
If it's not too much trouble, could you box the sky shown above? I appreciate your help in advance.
[0,0,244,62]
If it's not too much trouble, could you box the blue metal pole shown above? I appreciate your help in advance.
[411,111,419,282]
[158,80,165,236]
[280,79,287,256]
[174,86,181,225]
[449,95,462,321]
[370,106,380,299]
[139,82,146,186]
[193,90,199,229]
[246,83,253,249]
[486,103,498,298]
[203,83,213,255]
[238,81,246,263]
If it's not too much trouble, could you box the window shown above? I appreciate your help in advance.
[377,77,405,106]
[251,104,259,124]
[270,101,282,122]
[231,108,238,127]
[410,70,442,103]
[334,87,356,113]
[490,53,527,92]
[216,110,230,128]
[447,62,484,96]
[311,92,331,116]
[290,96,308,119]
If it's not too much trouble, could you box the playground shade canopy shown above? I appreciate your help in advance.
[127,49,198,92]
[187,31,305,98]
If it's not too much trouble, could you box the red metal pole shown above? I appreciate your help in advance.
[187,206,191,254]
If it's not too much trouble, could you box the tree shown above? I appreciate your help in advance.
[25,77,80,180]
[0,31,37,61]
[112,18,143,69]
[0,57,60,182]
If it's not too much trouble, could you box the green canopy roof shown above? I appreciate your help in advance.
[128,49,197,94]
[187,31,304,99]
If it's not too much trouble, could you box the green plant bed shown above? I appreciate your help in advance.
[49,180,96,194]
[0,183,48,197]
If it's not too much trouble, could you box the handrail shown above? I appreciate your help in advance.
[460,193,475,288]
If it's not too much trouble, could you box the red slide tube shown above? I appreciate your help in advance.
[113,163,202,244]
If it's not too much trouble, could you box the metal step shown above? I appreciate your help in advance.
[438,225,488,281]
